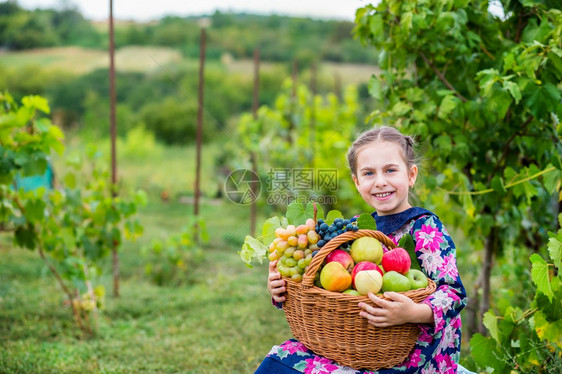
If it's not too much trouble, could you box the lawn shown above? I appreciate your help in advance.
[0,198,292,373]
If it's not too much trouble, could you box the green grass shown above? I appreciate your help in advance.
[0,198,291,373]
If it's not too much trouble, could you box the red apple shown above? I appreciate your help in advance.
[351,261,384,288]
[381,247,411,275]
[325,249,354,272]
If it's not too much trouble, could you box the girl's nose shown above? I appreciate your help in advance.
[374,175,387,187]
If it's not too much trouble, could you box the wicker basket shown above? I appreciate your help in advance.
[282,229,436,371]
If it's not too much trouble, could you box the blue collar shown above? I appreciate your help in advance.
[371,207,435,235]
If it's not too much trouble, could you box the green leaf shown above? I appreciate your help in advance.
[286,202,309,225]
[262,216,283,247]
[15,226,37,250]
[530,253,554,302]
[239,235,268,267]
[503,80,522,104]
[469,333,506,373]
[398,233,421,270]
[547,235,562,270]
[483,310,499,342]
[491,175,507,194]
[22,95,50,114]
[357,213,377,230]
[438,95,461,119]
[325,210,344,225]
[24,198,46,223]
[368,75,382,101]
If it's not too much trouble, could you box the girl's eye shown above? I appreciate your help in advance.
[386,169,396,173]
[364,171,373,176]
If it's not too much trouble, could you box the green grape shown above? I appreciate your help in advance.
[298,258,307,269]
[291,273,303,282]
[284,247,296,257]
[293,249,305,261]
[289,267,299,277]
[285,258,297,267]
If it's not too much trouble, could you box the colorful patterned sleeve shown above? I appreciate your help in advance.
[410,215,467,336]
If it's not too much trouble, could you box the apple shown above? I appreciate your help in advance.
[342,289,361,296]
[354,270,383,295]
[325,249,354,272]
[351,261,384,288]
[320,262,352,292]
[350,237,383,264]
[406,269,429,290]
[381,247,411,275]
[382,271,411,292]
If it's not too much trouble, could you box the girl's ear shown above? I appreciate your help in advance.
[408,165,418,187]
[352,174,360,189]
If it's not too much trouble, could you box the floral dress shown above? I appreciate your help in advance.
[255,207,467,374]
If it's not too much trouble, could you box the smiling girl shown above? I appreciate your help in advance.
[258,126,467,373]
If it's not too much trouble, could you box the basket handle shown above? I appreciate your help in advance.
[302,229,396,289]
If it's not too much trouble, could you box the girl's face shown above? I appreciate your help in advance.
[352,140,418,216]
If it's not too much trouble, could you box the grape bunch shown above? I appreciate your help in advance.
[268,218,320,282]
[315,217,359,250]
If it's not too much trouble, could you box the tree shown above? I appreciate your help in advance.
[354,0,561,337]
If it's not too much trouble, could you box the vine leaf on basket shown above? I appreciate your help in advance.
[398,233,421,271]
[356,213,377,230]
[262,216,283,247]
[286,202,323,225]
[324,209,344,225]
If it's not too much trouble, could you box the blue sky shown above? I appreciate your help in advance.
[16,0,368,21]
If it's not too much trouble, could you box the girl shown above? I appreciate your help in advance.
[257,126,467,373]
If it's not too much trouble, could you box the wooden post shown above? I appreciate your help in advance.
[109,0,120,298]
[194,28,206,240]
[250,47,260,236]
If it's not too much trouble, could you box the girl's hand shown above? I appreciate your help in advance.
[358,292,434,327]
[267,260,287,303]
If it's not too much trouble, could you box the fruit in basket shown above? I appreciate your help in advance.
[343,289,361,295]
[406,269,428,290]
[351,261,383,288]
[354,270,383,295]
[269,222,319,282]
[381,271,411,292]
[320,262,352,292]
[381,247,411,275]
[325,249,354,272]
[350,237,383,264]
[315,217,359,249]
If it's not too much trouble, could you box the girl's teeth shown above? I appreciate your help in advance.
[375,192,391,197]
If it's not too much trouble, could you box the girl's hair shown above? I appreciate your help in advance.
[347,126,418,176]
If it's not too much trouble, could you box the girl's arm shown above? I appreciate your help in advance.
[359,214,466,328]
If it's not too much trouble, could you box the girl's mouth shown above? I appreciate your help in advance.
[373,192,393,200]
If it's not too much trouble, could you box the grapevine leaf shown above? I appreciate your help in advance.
[533,310,562,348]
[239,235,268,267]
[15,226,37,250]
[325,210,344,225]
[491,175,507,194]
[398,233,421,270]
[368,75,382,101]
[286,202,311,225]
[469,333,506,373]
[483,310,499,342]
[530,253,554,302]
[357,213,377,230]
[262,216,282,247]
[22,95,50,114]
[547,234,562,270]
